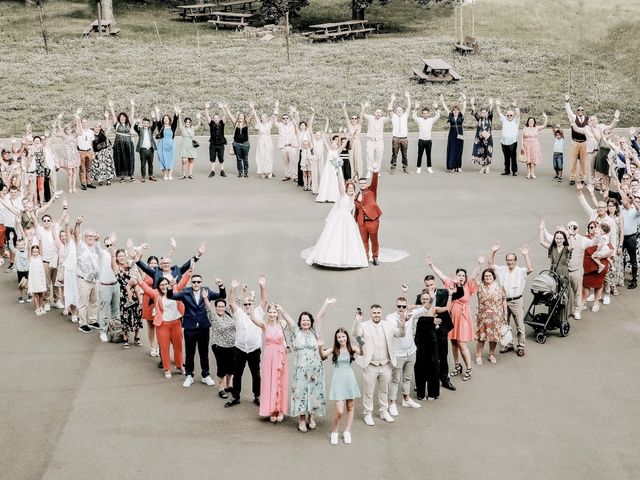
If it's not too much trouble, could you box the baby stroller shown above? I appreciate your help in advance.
[524,270,570,344]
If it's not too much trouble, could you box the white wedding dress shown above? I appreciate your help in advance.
[305,194,369,268]
[315,150,342,203]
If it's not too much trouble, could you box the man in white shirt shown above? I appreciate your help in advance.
[34,212,63,311]
[412,102,440,173]
[495,99,520,176]
[75,109,96,191]
[224,275,268,407]
[0,186,23,271]
[386,295,421,417]
[352,304,405,426]
[388,92,411,174]
[488,242,533,355]
[273,103,299,181]
[363,101,389,179]
[73,218,101,334]
[97,234,120,343]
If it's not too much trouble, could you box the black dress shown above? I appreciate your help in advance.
[446,113,464,170]
[113,122,135,177]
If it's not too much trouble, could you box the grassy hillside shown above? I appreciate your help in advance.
[0,0,638,135]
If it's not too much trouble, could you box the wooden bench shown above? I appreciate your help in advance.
[309,20,371,42]
[177,3,219,22]
[208,11,254,30]
[455,35,479,55]
[413,58,461,83]
[82,20,120,37]
[218,0,258,12]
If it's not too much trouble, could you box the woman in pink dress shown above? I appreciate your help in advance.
[249,303,292,422]
[520,113,548,180]
[427,254,484,382]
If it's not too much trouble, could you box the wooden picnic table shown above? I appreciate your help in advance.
[412,58,461,83]
[176,3,220,22]
[208,11,254,30]
[308,20,374,42]
[82,19,120,36]
[218,0,258,13]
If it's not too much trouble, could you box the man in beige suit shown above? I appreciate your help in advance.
[352,304,406,426]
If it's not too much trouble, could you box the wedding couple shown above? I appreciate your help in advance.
[306,169,382,269]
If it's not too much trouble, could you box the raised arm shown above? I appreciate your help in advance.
[228,278,240,315]
[74,108,83,135]
[495,99,503,119]
[576,183,595,215]
[221,103,236,125]
[469,253,485,280]
[108,100,117,124]
[257,273,268,312]
[460,93,467,115]
[439,94,450,116]
[488,241,500,268]
[404,91,411,113]
[248,301,266,330]
[520,244,533,274]
[129,99,135,124]
[314,297,336,333]
[276,304,294,330]
[564,94,576,123]
[426,255,450,284]
[204,102,212,124]
[537,113,548,131]
[539,220,551,249]
[387,94,395,113]
[604,110,620,132]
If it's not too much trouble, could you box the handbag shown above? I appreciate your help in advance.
[191,139,200,148]
[107,318,125,343]
[499,323,513,347]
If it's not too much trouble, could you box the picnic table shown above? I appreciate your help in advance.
[308,20,375,42]
[455,35,480,55]
[176,3,220,22]
[412,58,461,83]
[218,0,259,13]
[82,19,120,36]
[208,11,254,30]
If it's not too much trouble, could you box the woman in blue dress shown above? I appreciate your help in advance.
[440,93,467,172]
[320,327,362,445]
[154,106,179,181]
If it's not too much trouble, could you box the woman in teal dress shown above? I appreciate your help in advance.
[290,298,335,433]
[155,106,179,181]
[320,327,362,445]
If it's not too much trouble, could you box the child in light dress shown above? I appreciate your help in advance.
[27,243,47,315]
[8,232,29,303]
[320,327,362,446]
[591,223,612,273]
[552,126,565,182]
[300,140,314,192]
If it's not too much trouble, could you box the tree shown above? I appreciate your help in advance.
[260,0,309,23]
[100,0,114,23]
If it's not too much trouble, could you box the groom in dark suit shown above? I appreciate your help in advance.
[355,170,383,265]
[168,275,226,388]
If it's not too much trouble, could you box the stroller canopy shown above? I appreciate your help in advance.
[531,271,559,295]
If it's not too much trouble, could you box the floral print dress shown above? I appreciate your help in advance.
[475,282,506,342]
[290,326,325,417]
[117,268,142,334]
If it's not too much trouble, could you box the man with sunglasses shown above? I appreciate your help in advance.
[619,191,640,289]
[565,94,589,185]
[73,217,101,333]
[32,205,66,311]
[168,274,226,388]
[386,294,421,416]
[495,99,521,176]
[273,102,299,181]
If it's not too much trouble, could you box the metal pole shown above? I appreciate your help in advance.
[471,3,475,38]
[459,4,463,44]
[97,0,103,37]
[285,11,291,64]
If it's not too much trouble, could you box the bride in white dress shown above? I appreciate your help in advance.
[306,176,369,269]
[315,137,347,203]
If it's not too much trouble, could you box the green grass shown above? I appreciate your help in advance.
[0,0,638,136]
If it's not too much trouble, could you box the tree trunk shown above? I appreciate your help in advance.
[352,1,365,20]
[101,0,114,23]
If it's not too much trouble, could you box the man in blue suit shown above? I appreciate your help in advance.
[168,274,226,388]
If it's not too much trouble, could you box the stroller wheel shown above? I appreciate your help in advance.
[560,322,571,337]
[536,332,547,344]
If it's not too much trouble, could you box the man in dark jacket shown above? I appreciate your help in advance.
[168,273,226,388]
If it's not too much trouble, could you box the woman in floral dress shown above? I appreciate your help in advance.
[290,298,335,433]
[470,98,494,174]
[91,119,115,186]
[521,113,548,179]
[55,116,81,193]
[474,268,507,365]
[115,249,143,349]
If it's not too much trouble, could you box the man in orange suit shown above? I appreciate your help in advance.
[355,170,383,265]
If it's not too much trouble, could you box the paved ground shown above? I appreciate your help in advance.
[2,131,639,480]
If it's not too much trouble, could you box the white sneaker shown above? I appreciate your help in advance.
[592,303,600,312]
[574,310,581,320]
[427,167,434,174]
[586,293,595,302]
[343,432,352,444]
[99,332,108,343]
[402,398,422,409]
[53,301,64,309]
[363,414,375,426]
[183,375,195,388]
[201,375,215,386]
[416,167,421,174]
[580,304,587,311]
[602,295,611,305]
[380,411,395,423]
[388,403,399,417]
[44,303,51,311]
[330,432,339,445]
[71,315,78,323]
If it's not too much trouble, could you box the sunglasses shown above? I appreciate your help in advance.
[351,116,358,120]
[588,226,596,230]
[577,109,584,112]
[243,302,253,306]
[42,219,51,223]
[506,114,513,117]
[396,305,407,309]
[191,280,202,284]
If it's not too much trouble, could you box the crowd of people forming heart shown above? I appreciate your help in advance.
[1,92,640,445]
